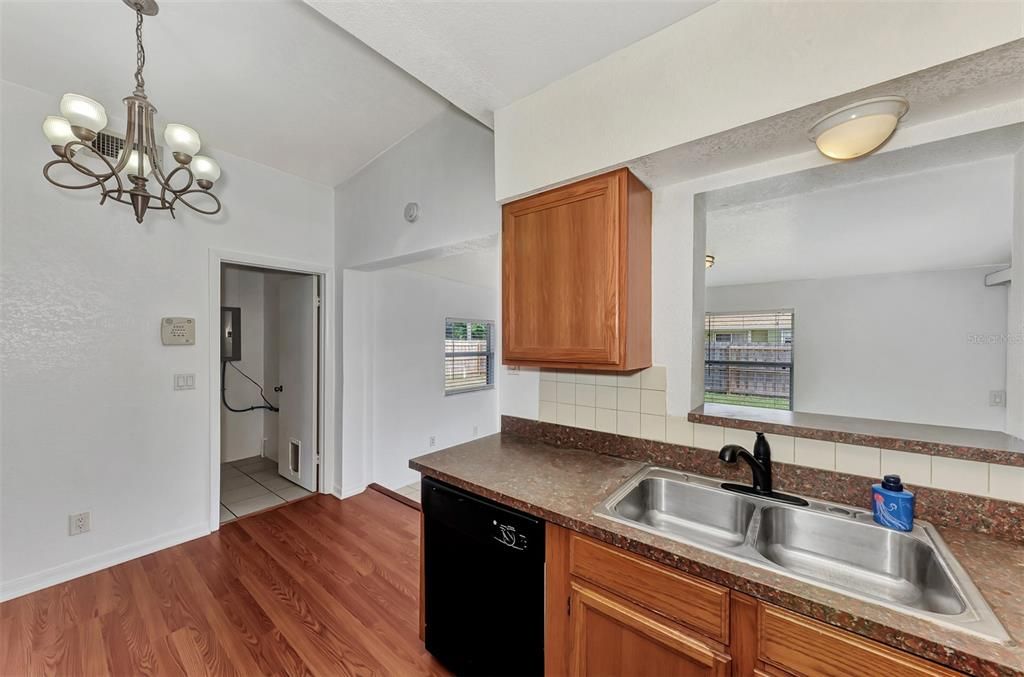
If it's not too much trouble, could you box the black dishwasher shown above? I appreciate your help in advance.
[422,477,545,676]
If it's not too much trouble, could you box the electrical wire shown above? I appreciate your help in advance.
[221,360,279,413]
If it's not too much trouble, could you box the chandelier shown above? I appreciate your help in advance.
[41,0,222,224]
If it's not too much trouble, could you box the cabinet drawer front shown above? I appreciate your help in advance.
[758,604,961,676]
[570,580,731,677]
[502,174,622,365]
[569,534,729,643]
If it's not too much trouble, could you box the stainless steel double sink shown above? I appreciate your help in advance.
[594,466,1010,643]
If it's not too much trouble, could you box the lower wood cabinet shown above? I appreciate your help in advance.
[569,579,730,676]
[545,525,964,677]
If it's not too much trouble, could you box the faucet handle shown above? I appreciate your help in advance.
[753,431,772,461]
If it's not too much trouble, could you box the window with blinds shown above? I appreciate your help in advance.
[445,319,495,395]
[705,310,793,410]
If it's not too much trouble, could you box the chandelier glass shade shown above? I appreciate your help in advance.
[41,0,222,224]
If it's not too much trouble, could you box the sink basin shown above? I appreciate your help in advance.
[611,476,755,549]
[594,466,1010,644]
[753,507,964,615]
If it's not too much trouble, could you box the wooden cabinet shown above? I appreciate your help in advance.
[569,580,731,677]
[501,168,651,371]
[545,526,965,677]
[753,604,961,676]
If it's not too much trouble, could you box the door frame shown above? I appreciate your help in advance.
[208,248,335,532]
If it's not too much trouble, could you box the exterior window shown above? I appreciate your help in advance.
[705,311,793,410]
[445,319,495,395]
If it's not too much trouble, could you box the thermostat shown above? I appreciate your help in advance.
[161,317,195,345]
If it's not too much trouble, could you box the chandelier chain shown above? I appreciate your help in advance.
[134,7,146,95]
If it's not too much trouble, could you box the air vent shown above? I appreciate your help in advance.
[84,130,163,163]
[90,130,124,160]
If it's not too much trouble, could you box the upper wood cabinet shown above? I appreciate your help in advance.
[501,168,651,371]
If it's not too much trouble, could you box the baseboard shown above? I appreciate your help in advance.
[0,522,210,602]
[368,483,421,511]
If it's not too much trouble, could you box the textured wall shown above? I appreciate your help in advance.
[0,81,334,598]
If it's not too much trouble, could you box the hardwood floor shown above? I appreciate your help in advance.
[0,491,450,676]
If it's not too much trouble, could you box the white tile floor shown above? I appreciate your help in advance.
[220,456,312,523]
[395,480,421,504]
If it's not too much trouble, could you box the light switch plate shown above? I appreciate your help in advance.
[990,390,1006,407]
[161,317,195,345]
[174,373,196,390]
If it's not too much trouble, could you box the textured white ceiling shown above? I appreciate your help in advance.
[703,123,1024,211]
[305,0,715,127]
[1,0,449,186]
[633,40,1024,189]
[704,154,1014,288]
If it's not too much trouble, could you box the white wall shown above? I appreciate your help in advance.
[707,269,1009,431]
[493,1,1023,200]
[0,81,334,599]
[334,106,500,494]
[1008,148,1024,439]
[220,267,267,462]
[335,108,498,268]
[360,268,499,489]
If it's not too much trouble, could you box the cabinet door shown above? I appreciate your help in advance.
[502,172,622,365]
[569,581,731,677]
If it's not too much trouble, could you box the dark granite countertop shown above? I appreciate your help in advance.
[411,433,1024,676]
[690,403,1024,467]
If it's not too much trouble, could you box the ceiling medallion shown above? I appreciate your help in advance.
[41,0,222,224]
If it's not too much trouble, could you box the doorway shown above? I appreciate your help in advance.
[218,263,322,523]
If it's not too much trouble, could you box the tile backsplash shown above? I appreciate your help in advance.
[539,366,668,441]
[536,366,1024,505]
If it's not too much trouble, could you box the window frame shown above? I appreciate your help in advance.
[443,317,496,396]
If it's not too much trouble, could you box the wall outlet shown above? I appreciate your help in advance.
[429,436,436,448]
[990,390,1006,407]
[69,512,90,536]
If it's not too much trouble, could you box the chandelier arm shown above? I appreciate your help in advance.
[167,188,222,216]
[43,144,126,201]
[110,101,138,175]
[144,110,176,202]
[159,165,196,205]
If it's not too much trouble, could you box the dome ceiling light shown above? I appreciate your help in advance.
[807,96,909,161]
[41,0,222,224]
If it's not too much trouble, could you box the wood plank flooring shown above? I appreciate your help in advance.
[0,491,450,676]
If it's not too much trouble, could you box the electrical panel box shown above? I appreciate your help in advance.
[221,306,241,362]
[161,317,195,345]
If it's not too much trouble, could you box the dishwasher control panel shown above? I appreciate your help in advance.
[493,519,530,551]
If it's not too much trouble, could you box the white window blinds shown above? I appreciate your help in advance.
[445,319,495,395]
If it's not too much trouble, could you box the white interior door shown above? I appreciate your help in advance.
[277,275,318,491]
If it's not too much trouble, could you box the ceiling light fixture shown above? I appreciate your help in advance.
[705,255,715,269]
[41,0,222,224]
[807,96,909,161]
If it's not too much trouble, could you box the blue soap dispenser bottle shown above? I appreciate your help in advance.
[872,474,915,532]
